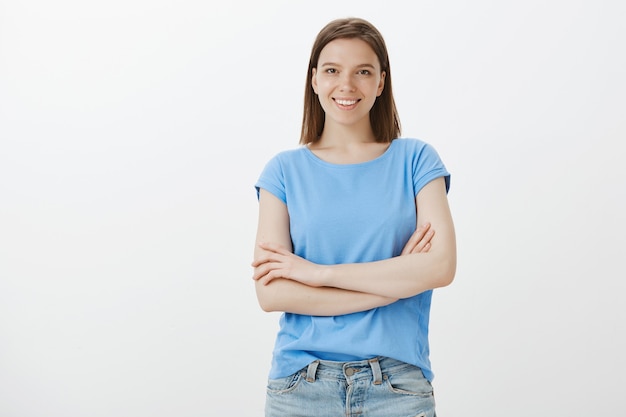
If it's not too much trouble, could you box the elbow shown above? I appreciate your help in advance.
[434,256,456,288]
[256,292,276,313]
[258,301,276,313]
[257,296,280,313]
[397,258,456,299]
[256,293,272,312]
[255,281,281,312]
[409,254,456,296]
[428,241,456,288]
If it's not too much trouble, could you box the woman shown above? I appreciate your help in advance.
[252,17,456,417]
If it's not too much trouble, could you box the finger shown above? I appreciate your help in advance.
[401,227,426,255]
[252,265,265,280]
[412,230,435,253]
[251,257,269,268]
[253,257,291,281]
[252,262,277,280]
[401,223,431,255]
[258,269,280,286]
[251,256,273,268]
[251,250,285,267]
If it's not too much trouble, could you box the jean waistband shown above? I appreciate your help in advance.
[304,356,412,385]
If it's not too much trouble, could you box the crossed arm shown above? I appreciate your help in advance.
[251,176,456,316]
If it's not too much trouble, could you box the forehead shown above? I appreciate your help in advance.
[318,38,380,67]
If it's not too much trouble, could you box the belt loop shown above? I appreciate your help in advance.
[369,358,383,385]
[306,360,319,382]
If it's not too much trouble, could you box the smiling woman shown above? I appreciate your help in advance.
[311,38,385,135]
[251,17,456,417]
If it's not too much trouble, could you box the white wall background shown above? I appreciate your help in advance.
[1,0,624,416]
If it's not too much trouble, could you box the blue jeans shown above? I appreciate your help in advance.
[265,357,436,417]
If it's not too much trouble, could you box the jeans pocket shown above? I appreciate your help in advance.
[384,364,434,397]
[266,370,304,394]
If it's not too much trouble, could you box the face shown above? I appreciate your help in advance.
[312,38,386,131]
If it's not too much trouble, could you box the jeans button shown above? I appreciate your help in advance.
[345,367,357,376]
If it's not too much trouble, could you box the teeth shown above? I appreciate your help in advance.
[336,99,357,106]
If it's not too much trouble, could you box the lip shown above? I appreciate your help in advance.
[333,98,360,108]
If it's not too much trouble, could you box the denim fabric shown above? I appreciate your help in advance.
[265,357,436,417]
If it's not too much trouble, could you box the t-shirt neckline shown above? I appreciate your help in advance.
[303,139,398,168]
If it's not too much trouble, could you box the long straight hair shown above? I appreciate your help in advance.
[300,17,401,145]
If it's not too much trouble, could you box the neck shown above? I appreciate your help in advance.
[308,123,389,165]
[317,119,376,147]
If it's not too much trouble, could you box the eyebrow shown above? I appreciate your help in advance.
[318,62,377,69]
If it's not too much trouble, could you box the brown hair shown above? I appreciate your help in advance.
[299,17,401,145]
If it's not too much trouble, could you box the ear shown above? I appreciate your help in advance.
[377,71,386,97]
[311,68,318,94]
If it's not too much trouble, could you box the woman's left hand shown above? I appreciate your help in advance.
[252,242,326,287]
[401,222,435,255]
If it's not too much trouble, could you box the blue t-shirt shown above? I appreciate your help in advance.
[255,138,450,381]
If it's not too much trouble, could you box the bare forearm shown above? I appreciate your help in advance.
[323,250,456,299]
[256,279,398,316]
[322,180,457,299]
[252,179,456,304]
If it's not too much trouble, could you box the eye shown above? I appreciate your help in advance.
[325,68,337,74]
[357,69,371,75]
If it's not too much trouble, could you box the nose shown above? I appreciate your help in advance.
[339,72,356,92]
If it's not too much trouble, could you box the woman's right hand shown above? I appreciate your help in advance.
[401,222,435,255]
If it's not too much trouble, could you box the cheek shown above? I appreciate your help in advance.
[314,80,336,100]
[362,82,382,98]
[315,77,332,89]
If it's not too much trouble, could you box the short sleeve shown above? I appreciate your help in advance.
[255,154,287,203]
[412,141,451,196]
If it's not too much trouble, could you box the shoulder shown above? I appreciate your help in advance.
[391,137,442,159]
[258,147,305,174]
[256,147,308,201]
[393,137,450,192]
[392,137,435,149]
[265,146,308,165]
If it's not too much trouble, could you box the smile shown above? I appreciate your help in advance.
[334,98,359,106]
